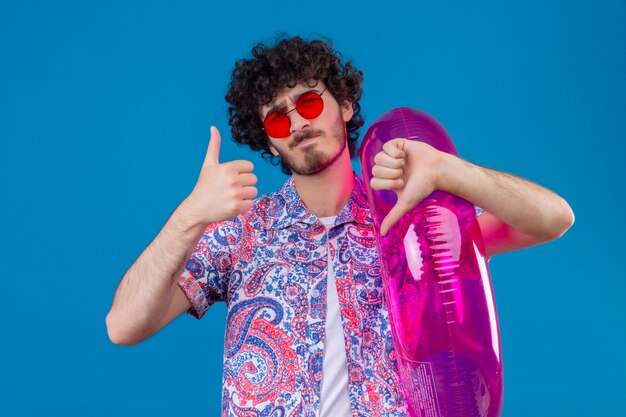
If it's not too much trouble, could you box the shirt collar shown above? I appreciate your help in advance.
[258,172,373,230]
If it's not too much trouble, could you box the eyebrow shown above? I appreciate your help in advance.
[263,88,322,118]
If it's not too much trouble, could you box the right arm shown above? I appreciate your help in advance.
[105,127,257,345]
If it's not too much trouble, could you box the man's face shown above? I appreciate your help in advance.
[259,81,354,176]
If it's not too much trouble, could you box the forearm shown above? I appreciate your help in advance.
[106,127,258,345]
[441,153,574,240]
[106,202,205,343]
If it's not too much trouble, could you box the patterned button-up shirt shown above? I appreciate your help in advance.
[178,173,408,417]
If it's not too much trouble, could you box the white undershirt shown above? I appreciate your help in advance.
[318,216,351,417]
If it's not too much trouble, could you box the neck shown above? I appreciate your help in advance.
[292,149,355,218]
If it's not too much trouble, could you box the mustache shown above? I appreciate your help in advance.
[290,130,322,149]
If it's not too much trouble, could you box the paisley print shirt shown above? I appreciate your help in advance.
[178,173,408,417]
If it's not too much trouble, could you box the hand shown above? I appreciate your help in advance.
[180,126,258,228]
[369,138,446,236]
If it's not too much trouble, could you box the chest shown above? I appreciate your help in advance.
[225,222,384,311]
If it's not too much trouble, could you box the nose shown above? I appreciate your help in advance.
[289,109,311,134]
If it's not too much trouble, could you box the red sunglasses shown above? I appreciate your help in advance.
[262,88,327,138]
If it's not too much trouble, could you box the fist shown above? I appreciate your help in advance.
[370,138,446,235]
[182,126,258,226]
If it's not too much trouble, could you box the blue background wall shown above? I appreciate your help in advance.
[1,1,624,416]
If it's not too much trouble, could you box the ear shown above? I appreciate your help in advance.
[341,100,354,123]
[269,143,279,156]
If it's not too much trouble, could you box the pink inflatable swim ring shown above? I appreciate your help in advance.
[360,108,503,417]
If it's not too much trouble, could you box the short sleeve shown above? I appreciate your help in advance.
[178,220,238,319]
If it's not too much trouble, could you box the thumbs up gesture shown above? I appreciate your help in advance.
[181,126,258,227]
[369,139,447,236]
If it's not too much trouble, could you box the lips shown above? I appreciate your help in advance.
[290,133,320,149]
[297,136,318,147]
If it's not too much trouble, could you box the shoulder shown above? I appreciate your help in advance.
[239,180,296,230]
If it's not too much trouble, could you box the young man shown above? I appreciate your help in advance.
[106,37,574,416]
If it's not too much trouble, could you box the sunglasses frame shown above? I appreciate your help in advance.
[262,88,327,138]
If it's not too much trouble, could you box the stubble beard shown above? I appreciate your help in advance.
[278,114,348,176]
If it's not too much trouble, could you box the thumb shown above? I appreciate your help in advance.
[203,126,221,166]
[380,200,411,236]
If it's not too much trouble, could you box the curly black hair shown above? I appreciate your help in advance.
[225,36,364,175]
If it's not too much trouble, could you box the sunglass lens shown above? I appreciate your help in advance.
[296,91,324,119]
[263,91,324,138]
[264,111,291,138]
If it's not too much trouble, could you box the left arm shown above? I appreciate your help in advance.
[370,139,574,257]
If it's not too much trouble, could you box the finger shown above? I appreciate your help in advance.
[204,126,221,166]
[396,137,406,152]
[370,177,404,191]
[239,186,259,200]
[372,165,403,180]
[227,160,255,173]
[374,151,405,169]
[382,138,406,159]
[237,173,258,186]
[380,202,410,236]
